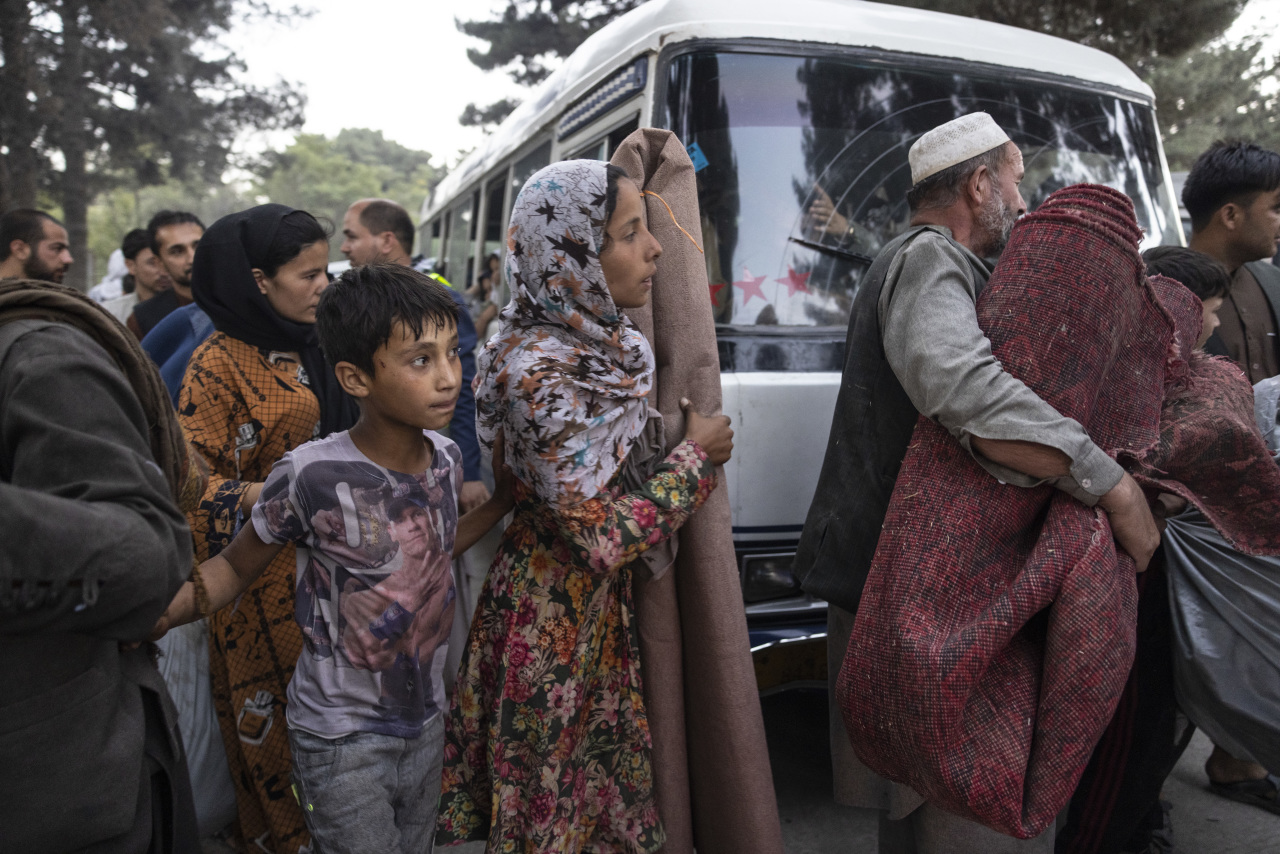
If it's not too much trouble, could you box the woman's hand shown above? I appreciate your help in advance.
[681,397,734,466]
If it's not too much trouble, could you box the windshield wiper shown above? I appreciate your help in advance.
[787,236,875,267]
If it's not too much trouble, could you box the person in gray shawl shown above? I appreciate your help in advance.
[0,278,199,852]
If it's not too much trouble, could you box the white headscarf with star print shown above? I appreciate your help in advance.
[474,160,656,511]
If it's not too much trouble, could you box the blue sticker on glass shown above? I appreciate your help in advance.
[687,141,710,173]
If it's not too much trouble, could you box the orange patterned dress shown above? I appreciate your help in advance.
[180,331,320,853]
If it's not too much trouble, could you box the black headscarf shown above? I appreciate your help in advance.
[191,204,357,437]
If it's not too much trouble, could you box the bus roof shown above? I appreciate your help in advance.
[427,0,1152,216]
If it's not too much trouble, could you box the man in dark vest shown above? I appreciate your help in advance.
[794,113,1159,852]
[128,210,204,340]
[1182,140,1280,810]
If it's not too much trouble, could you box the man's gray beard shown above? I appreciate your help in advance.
[976,195,1019,257]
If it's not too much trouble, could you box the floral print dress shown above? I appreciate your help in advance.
[438,439,715,853]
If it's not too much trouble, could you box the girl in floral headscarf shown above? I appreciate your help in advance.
[437,160,734,853]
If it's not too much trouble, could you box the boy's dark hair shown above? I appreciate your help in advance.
[1182,141,1280,233]
[908,143,1010,213]
[1142,246,1233,301]
[257,210,331,277]
[0,209,60,261]
[120,228,151,261]
[146,210,205,253]
[316,263,459,375]
[359,200,415,256]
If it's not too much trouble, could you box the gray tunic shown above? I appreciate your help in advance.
[879,226,1123,503]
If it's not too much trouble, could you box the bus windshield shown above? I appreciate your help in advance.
[663,50,1182,328]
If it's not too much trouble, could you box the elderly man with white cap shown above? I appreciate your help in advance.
[794,112,1159,852]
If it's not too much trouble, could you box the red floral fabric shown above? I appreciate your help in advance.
[837,184,1280,838]
[437,439,715,853]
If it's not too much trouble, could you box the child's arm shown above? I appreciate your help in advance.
[153,524,285,637]
[453,428,516,557]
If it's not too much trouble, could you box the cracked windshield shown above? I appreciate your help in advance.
[664,50,1182,329]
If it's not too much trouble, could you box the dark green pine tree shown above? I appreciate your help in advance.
[0,0,305,290]
[455,0,646,128]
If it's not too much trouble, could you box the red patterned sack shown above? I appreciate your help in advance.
[838,184,1280,838]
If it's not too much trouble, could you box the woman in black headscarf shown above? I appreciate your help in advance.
[179,204,356,854]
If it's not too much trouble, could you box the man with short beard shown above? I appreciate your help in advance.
[127,210,204,339]
[102,228,173,323]
[0,209,73,284]
[795,113,1158,852]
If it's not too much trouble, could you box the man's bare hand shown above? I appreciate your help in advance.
[803,185,850,240]
[1098,472,1160,572]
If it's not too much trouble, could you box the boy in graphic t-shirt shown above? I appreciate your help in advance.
[157,264,513,852]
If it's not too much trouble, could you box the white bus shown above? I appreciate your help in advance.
[420,0,1182,654]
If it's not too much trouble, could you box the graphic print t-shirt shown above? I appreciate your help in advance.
[251,430,460,738]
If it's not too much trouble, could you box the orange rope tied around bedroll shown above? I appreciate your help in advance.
[643,190,703,254]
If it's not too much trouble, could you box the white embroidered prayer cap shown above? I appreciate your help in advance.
[909,113,1012,186]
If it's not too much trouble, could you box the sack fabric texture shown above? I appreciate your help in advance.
[836,184,1280,838]
[610,128,785,854]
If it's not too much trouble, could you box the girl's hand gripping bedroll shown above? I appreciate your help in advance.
[680,397,734,466]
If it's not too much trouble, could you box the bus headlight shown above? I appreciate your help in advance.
[741,553,802,603]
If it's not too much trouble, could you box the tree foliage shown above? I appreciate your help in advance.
[1147,39,1280,170]
[889,0,1247,69]
[459,98,522,131]
[455,0,644,126]
[252,128,442,260]
[457,0,646,86]
[0,0,305,289]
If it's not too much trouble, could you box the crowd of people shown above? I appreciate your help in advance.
[0,114,1278,854]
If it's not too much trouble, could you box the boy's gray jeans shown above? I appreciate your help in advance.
[289,713,444,854]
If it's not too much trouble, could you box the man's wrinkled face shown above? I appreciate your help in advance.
[975,145,1027,257]
[20,220,73,284]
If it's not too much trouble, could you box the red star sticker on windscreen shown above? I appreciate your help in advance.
[732,268,767,304]
[709,281,727,302]
[778,266,811,297]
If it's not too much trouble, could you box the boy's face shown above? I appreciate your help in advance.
[1197,295,1224,348]
[363,319,461,432]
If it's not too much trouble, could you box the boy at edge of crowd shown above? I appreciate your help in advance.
[1143,245,1233,349]
[155,263,514,853]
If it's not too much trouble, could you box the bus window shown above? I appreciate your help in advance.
[571,138,608,161]
[568,115,640,161]
[439,211,452,279]
[419,218,441,265]
[663,50,1181,328]
[445,198,472,285]
[607,116,640,157]
[509,141,552,216]
[480,180,507,299]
